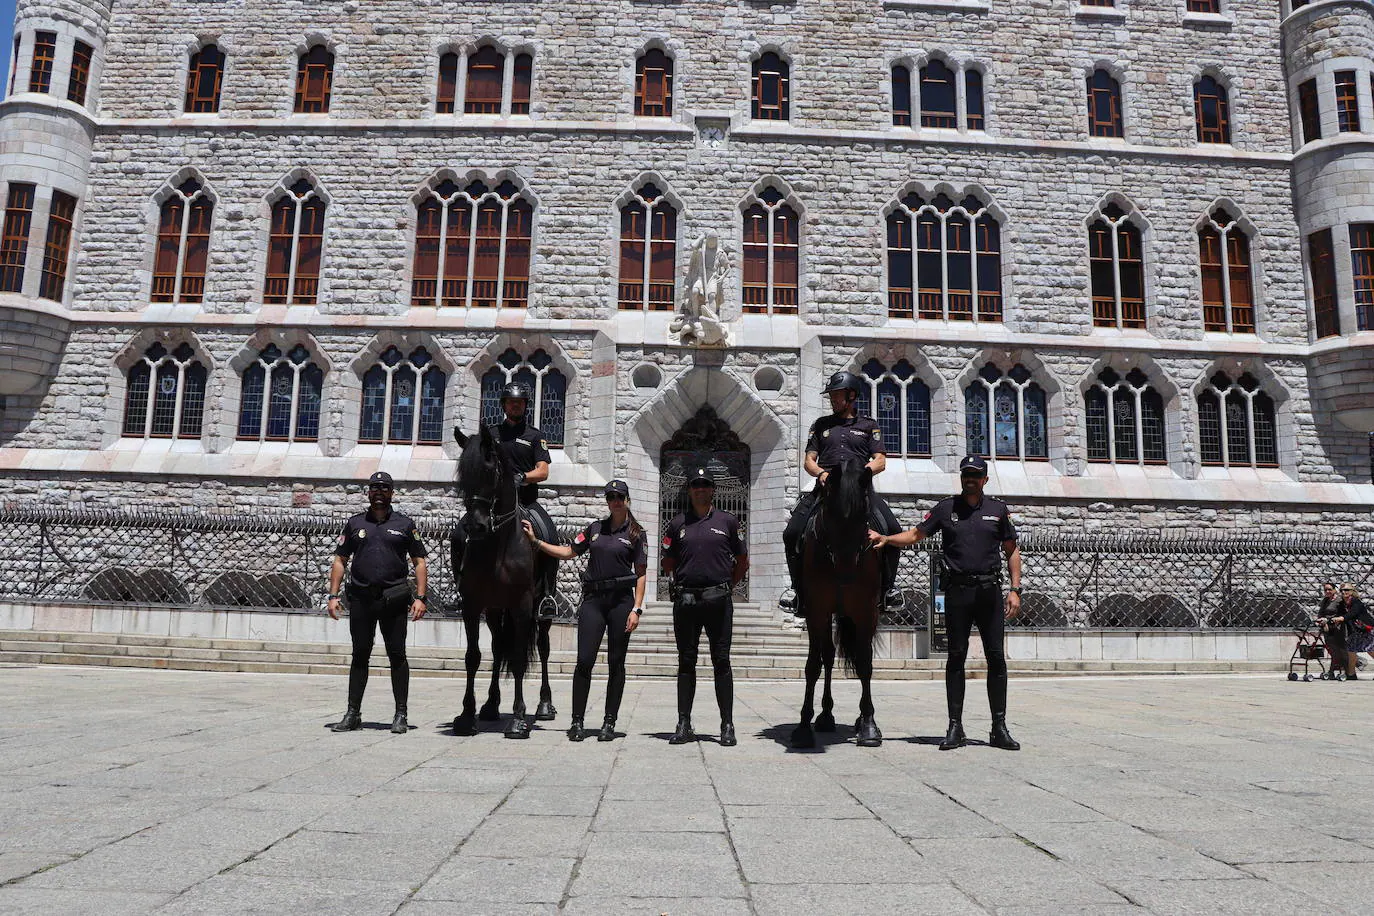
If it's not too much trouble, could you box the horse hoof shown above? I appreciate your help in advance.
[857,735,883,748]
[504,717,531,740]
[790,725,816,749]
[478,701,501,721]
[534,700,557,721]
[855,718,883,748]
[814,712,836,732]
[452,713,476,736]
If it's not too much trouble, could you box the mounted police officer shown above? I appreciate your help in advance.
[451,381,559,614]
[662,467,749,747]
[872,455,1022,751]
[781,370,902,614]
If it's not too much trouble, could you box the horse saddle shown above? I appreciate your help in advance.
[520,505,558,545]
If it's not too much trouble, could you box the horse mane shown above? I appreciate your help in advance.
[830,458,871,525]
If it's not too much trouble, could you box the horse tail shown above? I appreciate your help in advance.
[834,600,879,678]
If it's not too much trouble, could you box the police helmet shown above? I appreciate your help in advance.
[823,371,862,395]
[500,382,533,402]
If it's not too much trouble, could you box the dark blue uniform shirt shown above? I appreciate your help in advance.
[806,414,884,471]
[335,510,427,588]
[498,420,552,506]
[916,495,1017,576]
[571,517,648,583]
[662,508,746,588]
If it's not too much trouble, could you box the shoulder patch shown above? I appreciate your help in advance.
[574,532,587,545]
[822,429,830,438]
[661,535,672,549]
[872,428,882,438]
[540,439,548,449]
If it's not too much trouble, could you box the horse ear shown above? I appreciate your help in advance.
[453,427,468,448]
[479,423,495,447]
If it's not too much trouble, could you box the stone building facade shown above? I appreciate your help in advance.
[1,0,1372,606]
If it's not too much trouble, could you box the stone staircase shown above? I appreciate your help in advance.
[0,599,1285,680]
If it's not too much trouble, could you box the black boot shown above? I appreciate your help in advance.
[669,715,695,745]
[989,716,1021,751]
[939,719,966,751]
[391,709,408,734]
[567,717,586,742]
[719,722,737,747]
[331,708,362,732]
[884,588,905,609]
[597,717,616,742]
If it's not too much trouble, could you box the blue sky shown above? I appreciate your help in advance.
[1,1,17,100]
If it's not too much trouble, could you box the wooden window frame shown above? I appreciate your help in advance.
[38,191,76,302]
[1335,70,1361,133]
[411,179,533,309]
[751,52,790,121]
[887,193,1001,322]
[185,45,225,114]
[264,181,325,305]
[67,40,93,106]
[29,31,56,94]
[742,190,799,315]
[464,45,505,114]
[1194,75,1231,144]
[1298,79,1321,144]
[436,52,458,114]
[1088,206,1145,329]
[1087,69,1125,139]
[1198,210,1254,334]
[1186,0,1220,12]
[1309,227,1340,339]
[919,59,958,130]
[618,185,677,311]
[0,183,35,294]
[293,45,333,114]
[1349,224,1374,332]
[152,180,213,304]
[635,49,674,118]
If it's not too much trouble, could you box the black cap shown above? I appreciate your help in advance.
[958,455,988,475]
[687,467,716,487]
[604,479,630,498]
[368,471,394,487]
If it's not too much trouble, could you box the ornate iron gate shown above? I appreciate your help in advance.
[657,407,750,600]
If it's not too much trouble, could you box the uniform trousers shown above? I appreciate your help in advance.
[344,587,410,711]
[944,581,1008,721]
[573,589,634,723]
[673,595,734,722]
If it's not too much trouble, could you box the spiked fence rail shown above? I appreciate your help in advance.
[2,507,1372,630]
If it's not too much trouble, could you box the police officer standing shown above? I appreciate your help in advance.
[872,456,1022,751]
[781,370,902,614]
[452,382,558,613]
[662,467,749,747]
[327,471,429,735]
[524,480,647,742]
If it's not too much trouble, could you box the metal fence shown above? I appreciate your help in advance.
[1,506,1372,630]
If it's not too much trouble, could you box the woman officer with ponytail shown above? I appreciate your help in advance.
[524,480,647,741]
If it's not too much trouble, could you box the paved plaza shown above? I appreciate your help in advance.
[1,665,1372,915]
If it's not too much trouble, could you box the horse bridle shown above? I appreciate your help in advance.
[464,449,520,535]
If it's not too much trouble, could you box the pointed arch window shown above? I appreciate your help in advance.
[411,178,532,309]
[742,186,799,315]
[1089,203,1145,329]
[1198,207,1254,334]
[265,179,325,305]
[185,44,224,113]
[751,52,789,121]
[237,343,323,442]
[855,358,931,458]
[465,45,504,113]
[153,178,213,304]
[436,52,458,113]
[1197,372,1278,468]
[479,348,567,447]
[1087,69,1124,138]
[1085,368,1167,464]
[293,45,333,113]
[1194,76,1231,144]
[966,364,1048,461]
[121,341,208,440]
[68,40,93,106]
[887,190,1001,322]
[891,64,912,126]
[618,183,677,311]
[920,59,957,129]
[635,48,673,117]
[359,346,446,445]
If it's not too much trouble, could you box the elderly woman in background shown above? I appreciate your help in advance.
[1329,583,1374,681]
[1316,582,1348,680]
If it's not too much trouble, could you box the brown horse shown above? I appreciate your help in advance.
[450,424,551,739]
[791,458,883,748]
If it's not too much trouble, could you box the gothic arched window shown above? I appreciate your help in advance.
[465,45,504,114]
[1197,372,1278,468]
[1087,69,1124,138]
[412,177,533,309]
[293,45,333,113]
[635,49,673,117]
[1194,75,1231,144]
[479,347,567,447]
[121,341,208,440]
[436,52,458,113]
[855,358,932,458]
[1085,367,1167,464]
[1198,207,1254,333]
[185,44,224,113]
[237,343,323,442]
[751,52,789,121]
[965,364,1048,460]
[265,178,325,305]
[359,346,446,445]
[887,190,1001,321]
[618,183,677,311]
[742,186,799,314]
[153,178,213,304]
[891,64,912,126]
[1088,202,1145,329]
[919,59,957,129]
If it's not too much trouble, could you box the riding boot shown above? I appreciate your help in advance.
[719,722,737,747]
[331,707,362,732]
[882,547,903,609]
[669,715,695,745]
[597,717,616,742]
[939,718,966,751]
[779,553,804,615]
[990,715,1021,751]
[390,708,408,735]
[567,717,586,742]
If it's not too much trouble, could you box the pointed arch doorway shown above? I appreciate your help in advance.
[657,406,750,600]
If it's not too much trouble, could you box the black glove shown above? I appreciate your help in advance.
[513,471,526,487]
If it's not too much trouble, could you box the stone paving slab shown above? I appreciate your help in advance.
[0,665,1372,914]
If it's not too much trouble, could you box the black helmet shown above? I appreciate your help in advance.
[500,382,532,402]
[823,371,862,395]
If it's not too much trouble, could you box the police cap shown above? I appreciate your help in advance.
[958,455,989,475]
[604,479,630,498]
[687,467,716,487]
[367,471,395,488]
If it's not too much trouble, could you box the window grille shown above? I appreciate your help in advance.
[359,346,446,445]
[855,358,932,458]
[1197,372,1277,468]
[121,342,207,440]
[966,364,1048,460]
[1085,367,1167,464]
[237,343,323,443]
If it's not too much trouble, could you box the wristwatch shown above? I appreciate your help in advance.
[1008,587,1023,596]
[632,607,644,616]
[415,594,428,605]
[328,593,341,600]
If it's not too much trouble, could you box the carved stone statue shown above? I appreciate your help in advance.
[670,231,732,347]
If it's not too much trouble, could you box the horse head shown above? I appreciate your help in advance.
[819,458,874,567]
[454,423,507,539]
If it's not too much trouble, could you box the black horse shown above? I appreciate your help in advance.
[791,458,883,749]
[450,424,556,739]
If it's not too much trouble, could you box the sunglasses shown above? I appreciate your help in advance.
[689,482,715,489]
[605,494,626,502]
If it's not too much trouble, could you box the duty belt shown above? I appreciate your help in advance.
[582,575,638,595]
[944,571,999,588]
[677,583,732,605]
